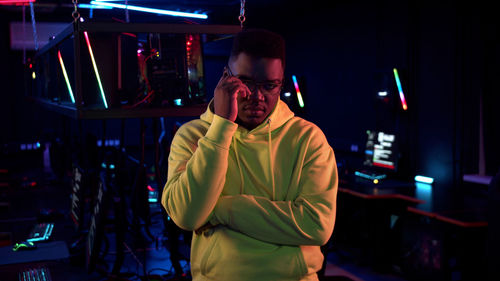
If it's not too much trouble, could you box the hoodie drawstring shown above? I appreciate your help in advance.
[267,118,275,201]
[233,138,245,195]
[233,119,275,200]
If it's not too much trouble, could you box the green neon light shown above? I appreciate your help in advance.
[57,51,75,103]
[393,68,408,110]
[292,75,305,108]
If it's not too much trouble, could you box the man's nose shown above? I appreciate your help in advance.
[247,86,265,100]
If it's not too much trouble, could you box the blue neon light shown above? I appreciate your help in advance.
[393,68,408,110]
[291,75,305,108]
[89,1,208,19]
[78,3,113,9]
[414,175,434,184]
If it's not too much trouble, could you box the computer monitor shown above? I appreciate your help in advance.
[363,130,398,171]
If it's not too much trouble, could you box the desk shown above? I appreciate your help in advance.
[334,177,422,271]
[338,178,424,204]
[400,183,488,280]
[333,177,488,279]
[407,182,488,227]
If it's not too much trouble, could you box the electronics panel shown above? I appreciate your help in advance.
[30,22,240,119]
[363,130,398,171]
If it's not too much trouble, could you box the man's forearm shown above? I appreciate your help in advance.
[162,115,238,231]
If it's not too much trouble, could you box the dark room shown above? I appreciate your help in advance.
[0,0,498,280]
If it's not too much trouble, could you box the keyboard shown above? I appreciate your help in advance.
[18,267,52,281]
[27,223,54,243]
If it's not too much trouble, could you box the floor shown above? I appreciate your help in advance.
[0,150,409,281]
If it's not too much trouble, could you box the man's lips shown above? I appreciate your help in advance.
[243,105,265,111]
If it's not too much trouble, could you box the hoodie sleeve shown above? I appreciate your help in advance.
[162,114,238,231]
[211,127,338,246]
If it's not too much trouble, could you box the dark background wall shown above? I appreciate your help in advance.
[0,0,498,186]
[250,0,500,185]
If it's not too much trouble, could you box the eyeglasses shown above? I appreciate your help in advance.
[226,66,282,96]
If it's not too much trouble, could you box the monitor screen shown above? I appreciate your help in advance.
[363,130,398,170]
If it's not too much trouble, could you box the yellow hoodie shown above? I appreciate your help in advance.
[162,98,338,281]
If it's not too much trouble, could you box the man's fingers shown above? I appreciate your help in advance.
[225,81,249,98]
[216,72,251,100]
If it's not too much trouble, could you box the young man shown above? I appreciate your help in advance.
[162,29,338,281]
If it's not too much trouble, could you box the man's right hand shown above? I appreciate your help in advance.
[213,67,250,122]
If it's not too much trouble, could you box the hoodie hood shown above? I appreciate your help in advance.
[200,98,295,135]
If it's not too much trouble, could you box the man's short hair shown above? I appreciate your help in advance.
[230,28,286,69]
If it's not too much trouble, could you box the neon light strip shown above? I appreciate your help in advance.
[415,175,434,184]
[57,51,75,103]
[292,75,304,108]
[78,3,113,9]
[393,68,407,110]
[0,0,35,5]
[83,31,108,109]
[354,171,387,180]
[89,1,208,19]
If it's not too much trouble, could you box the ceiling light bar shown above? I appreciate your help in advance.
[78,3,112,9]
[57,50,75,103]
[89,1,208,19]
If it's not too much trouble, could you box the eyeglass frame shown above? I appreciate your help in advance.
[225,65,283,96]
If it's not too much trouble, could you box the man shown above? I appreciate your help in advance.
[162,29,338,281]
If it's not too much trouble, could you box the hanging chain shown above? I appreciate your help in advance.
[238,0,246,29]
[72,0,80,22]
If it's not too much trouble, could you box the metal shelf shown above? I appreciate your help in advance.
[31,22,238,119]
[30,97,207,119]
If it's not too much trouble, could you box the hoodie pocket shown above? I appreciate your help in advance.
[295,246,309,278]
[200,233,220,276]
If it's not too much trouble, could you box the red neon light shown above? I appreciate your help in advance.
[147,185,155,192]
[372,162,395,170]
[121,32,137,38]
[0,0,35,5]
[400,95,408,111]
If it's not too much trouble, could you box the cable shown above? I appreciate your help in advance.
[123,242,149,281]
[123,51,156,109]
[148,268,174,276]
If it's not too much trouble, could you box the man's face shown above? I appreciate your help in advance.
[228,52,284,130]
